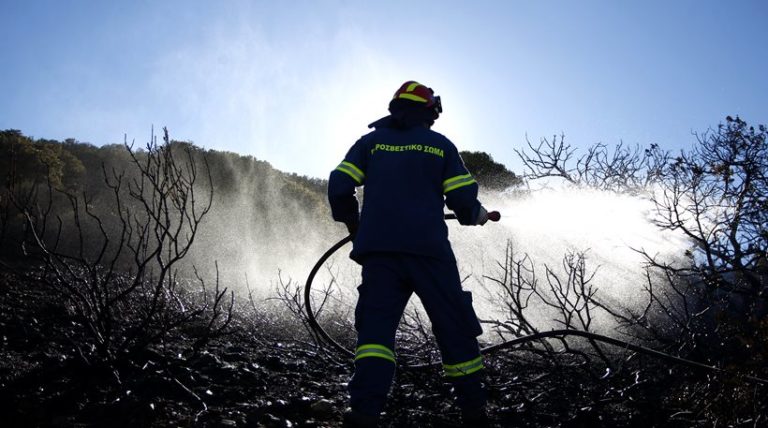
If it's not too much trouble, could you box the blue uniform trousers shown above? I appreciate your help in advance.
[349,253,487,417]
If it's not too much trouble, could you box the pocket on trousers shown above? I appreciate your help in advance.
[353,282,368,332]
[462,291,484,337]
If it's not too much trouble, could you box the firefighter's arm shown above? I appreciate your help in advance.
[444,180,484,225]
[328,169,360,227]
[443,145,486,226]
[328,140,367,231]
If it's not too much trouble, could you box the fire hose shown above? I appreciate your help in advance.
[304,214,767,385]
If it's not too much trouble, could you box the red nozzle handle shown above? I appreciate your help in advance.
[488,211,501,222]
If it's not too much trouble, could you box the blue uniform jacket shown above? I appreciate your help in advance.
[328,121,482,262]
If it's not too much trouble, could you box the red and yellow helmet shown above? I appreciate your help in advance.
[392,81,443,115]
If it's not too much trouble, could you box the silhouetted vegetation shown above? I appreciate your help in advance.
[516,116,768,372]
[0,119,766,427]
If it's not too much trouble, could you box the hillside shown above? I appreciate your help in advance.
[0,129,339,288]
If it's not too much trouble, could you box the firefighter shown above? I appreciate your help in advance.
[328,81,494,427]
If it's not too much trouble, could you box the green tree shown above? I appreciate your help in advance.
[0,130,85,191]
[460,150,522,190]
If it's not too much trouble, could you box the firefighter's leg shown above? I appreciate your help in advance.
[349,255,411,418]
[407,257,488,416]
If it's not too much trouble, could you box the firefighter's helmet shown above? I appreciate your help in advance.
[391,81,443,118]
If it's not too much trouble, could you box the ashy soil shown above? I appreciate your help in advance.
[0,271,765,427]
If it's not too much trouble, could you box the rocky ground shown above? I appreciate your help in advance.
[0,271,765,427]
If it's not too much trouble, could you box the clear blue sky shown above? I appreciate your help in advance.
[2,0,766,178]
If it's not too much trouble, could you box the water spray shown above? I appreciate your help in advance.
[304,213,767,385]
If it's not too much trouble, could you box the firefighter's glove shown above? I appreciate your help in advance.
[345,222,359,237]
[475,206,489,226]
